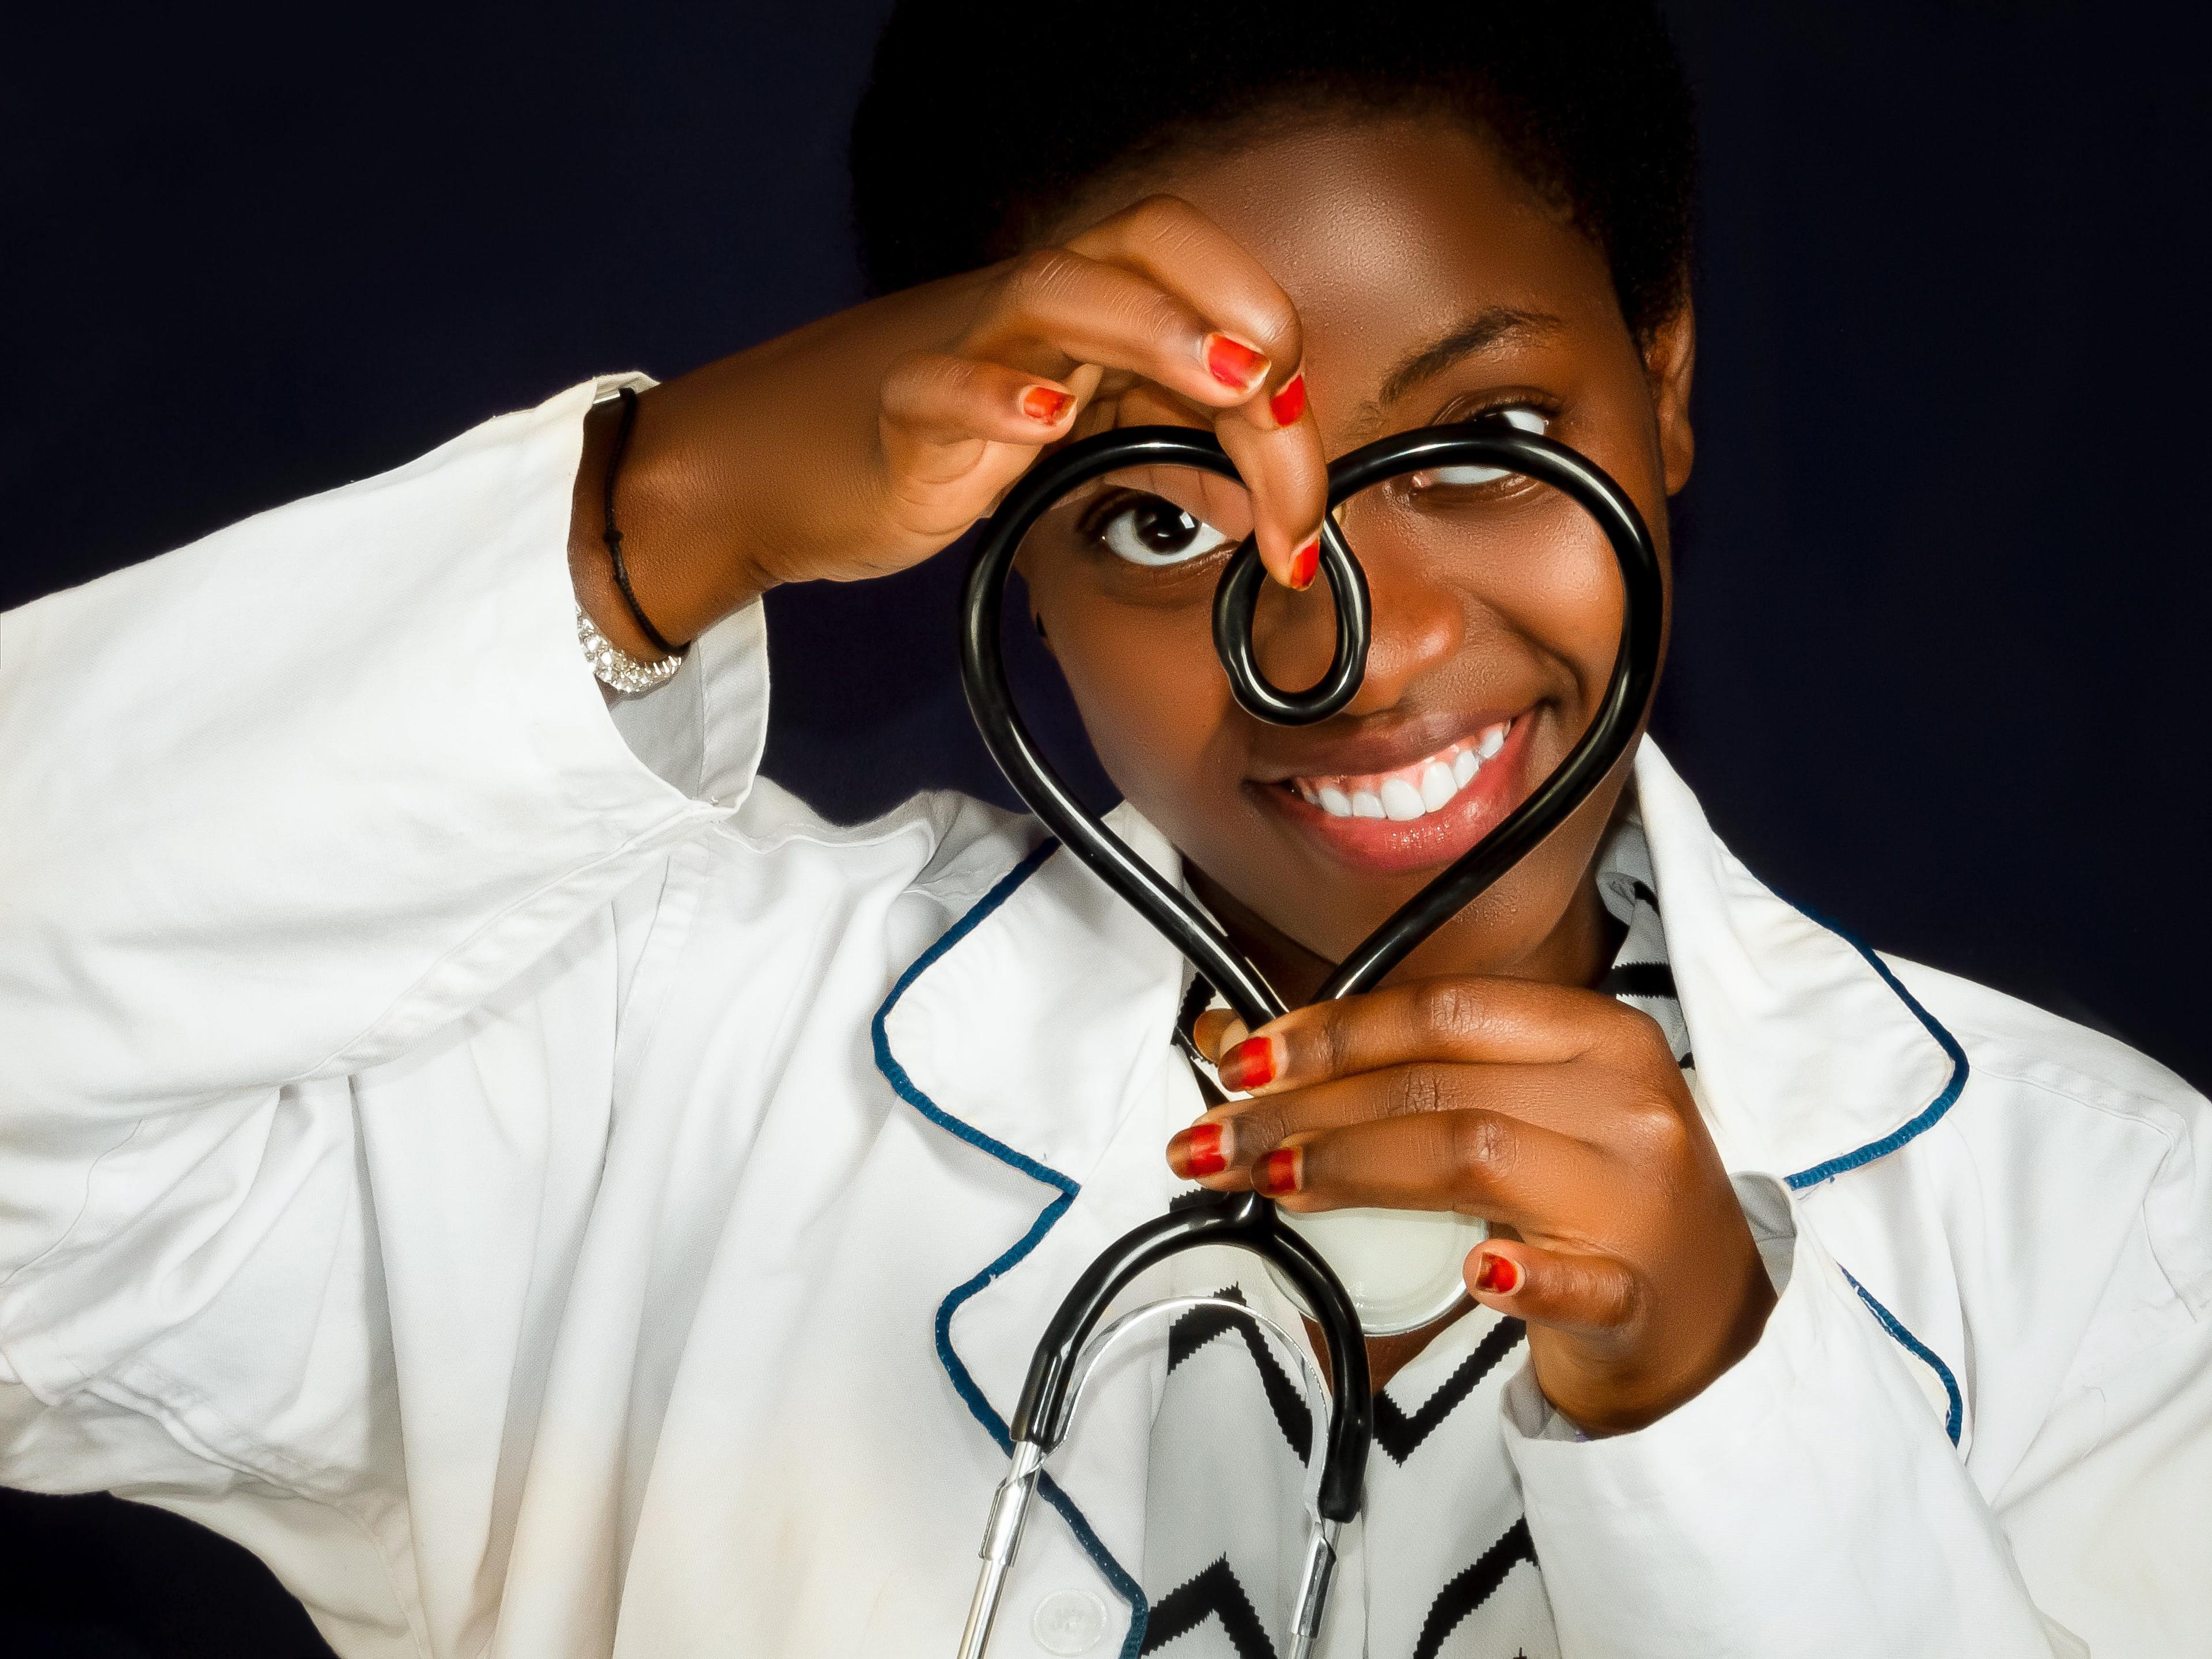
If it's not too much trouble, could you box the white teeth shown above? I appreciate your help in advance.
[1295,719,1513,826]
[1380,778,1427,821]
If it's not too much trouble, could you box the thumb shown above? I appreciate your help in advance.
[1466,1240,1640,1337]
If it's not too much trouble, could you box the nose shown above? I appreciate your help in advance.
[1246,510,1465,719]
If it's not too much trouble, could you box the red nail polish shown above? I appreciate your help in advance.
[1474,1252,1520,1295]
[1203,333,1268,390]
[1256,1147,1301,1198]
[1021,385,1073,423]
[1181,1123,1228,1178]
[1269,372,1306,427]
[1288,539,1320,591]
[1219,1036,1275,1092]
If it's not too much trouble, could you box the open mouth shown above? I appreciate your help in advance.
[1288,720,1512,821]
[1260,715,1533,877]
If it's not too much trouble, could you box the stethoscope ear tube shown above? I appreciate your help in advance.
[1210,510,1370,726]
[956,422,1664,1656]
[965,423,1665,1021]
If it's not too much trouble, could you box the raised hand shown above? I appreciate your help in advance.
[570,195,1325,660]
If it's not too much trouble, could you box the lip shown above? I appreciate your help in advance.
[1248,707,1525,783]
[1253,712,1540,877]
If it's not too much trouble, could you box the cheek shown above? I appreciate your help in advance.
[1046,594,1243,825]
[1423,496,1630,722]
[1524,514,1629,709]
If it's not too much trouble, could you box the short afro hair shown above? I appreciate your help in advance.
[850,0,1697,343]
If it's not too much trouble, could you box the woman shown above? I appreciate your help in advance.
[2,2,2205,1654]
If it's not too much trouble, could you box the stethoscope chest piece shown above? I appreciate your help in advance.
[955,422,1665,1655]
[1274,1205,1488,1335]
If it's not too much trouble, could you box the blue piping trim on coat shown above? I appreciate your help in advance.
[871,837,1152,1659]
[1777,899,1971,1191]
[1842,1267,1964,1446]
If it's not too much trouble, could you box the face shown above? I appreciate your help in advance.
[1021,115,1696,993]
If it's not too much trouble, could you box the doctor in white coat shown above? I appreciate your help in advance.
[3,10,2209,1655]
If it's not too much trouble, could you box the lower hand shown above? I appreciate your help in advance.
[1171,976,1777,1435]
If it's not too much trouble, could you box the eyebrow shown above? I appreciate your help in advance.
[1372,306,1566,409]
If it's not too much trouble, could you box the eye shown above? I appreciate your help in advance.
[1419,405,1551,486]
[1090,492,1238,567]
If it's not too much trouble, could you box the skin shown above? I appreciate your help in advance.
[574,111,1772,1433]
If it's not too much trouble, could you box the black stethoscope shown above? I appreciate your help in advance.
[954,421,1664,1657]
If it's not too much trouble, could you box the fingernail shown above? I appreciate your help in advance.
[1202,332,1269,391]
[1268,371,1307,427]
[1021,385,1073,423]
[1474,1251,1520,1296]
[1218,1036,1276,1092]
[1255,1146,1301,1198]
[1175,1123,1228,1179]
[1287,537,1320,591]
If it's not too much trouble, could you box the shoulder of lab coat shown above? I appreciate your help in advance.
[0,376,1046,1644]
[1497,742,2212,1658]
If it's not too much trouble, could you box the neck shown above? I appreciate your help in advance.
[1190,859,1626,1010]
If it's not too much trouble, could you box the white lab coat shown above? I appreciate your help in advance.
[2,377,2207,1659]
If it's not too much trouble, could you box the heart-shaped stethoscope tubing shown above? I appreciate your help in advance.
[953,422,1665,1659]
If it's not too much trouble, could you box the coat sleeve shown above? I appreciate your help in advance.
[0,376,760,1416]
[1500,1172,2146,1658]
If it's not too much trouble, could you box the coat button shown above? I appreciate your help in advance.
[1031,1588,1109,1654]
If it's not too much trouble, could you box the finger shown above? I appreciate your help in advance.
[1247,1107,1602,1236]
[1215,413,1330,588]
[960,245,1275,418]
[1067,196,1326,584]
[1221,976,1666,1094]
[1167,1060,1600,1182]
[1466,1238,1641,1337]
[1191,1007,1249,1063]
[1065,195,1307,425]
[877,353,1084,535]
[881,350,1082,459]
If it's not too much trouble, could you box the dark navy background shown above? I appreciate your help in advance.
[3,3,2207,1651]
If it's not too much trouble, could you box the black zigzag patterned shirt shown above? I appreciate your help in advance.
[1143,815,1689,1659]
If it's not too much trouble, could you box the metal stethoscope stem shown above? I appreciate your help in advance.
[955,422,1665,1655]
[957,1295,1342,1659]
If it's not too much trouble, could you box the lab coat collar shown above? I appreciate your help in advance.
[1627,740,1967,1190]
[877,806,1192,1186]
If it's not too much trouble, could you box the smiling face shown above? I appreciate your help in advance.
[1020,113,1696,995]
